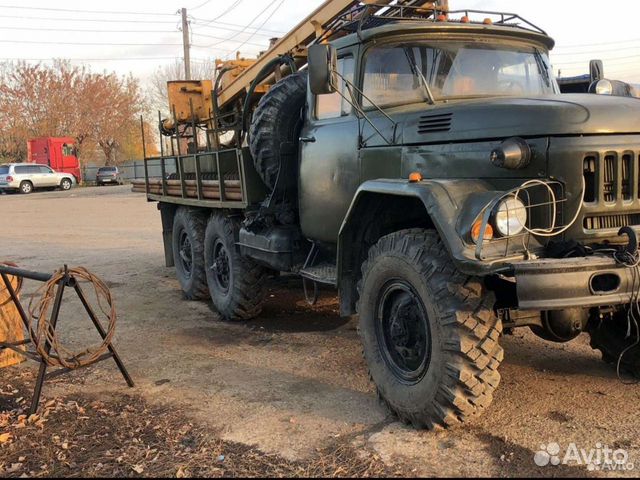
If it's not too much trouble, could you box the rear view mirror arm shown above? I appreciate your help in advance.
[332,70,397,146]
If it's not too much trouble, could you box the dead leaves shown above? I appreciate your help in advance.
[0,370,402,478]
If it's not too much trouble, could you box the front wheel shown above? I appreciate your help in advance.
[60,178,72,191]
[204,213,268,321]
[589,310,640,377]
[357,229,503,429]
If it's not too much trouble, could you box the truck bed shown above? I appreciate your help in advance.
[133,147,267,209]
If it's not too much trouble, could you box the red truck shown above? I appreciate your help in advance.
[27,137,82,184]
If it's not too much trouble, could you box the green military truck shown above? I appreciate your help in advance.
[138,5,640,429]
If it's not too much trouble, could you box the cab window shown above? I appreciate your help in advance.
[62,144,75,156]
[362,43,555,108]
[315,56,355,120]
[362,47,427,108]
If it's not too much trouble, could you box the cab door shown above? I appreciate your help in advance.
[299,52,360,244]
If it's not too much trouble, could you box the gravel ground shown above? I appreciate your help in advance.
[1,185,639,477]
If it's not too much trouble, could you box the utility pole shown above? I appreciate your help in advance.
[181,7,191,80]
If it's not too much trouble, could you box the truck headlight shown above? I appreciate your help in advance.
[493,196,527,237]
[593,79,613,95]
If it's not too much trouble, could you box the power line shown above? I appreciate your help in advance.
[0,39,184,46]
[555,38,640,49]
[190,22,279,38]
[552,54,640,66]
[199,0,281,49]
[552,45,640,57]
[189,0,214,11]
[0,26,178,34]
[0,56,194,62]
[225,0,286,57]
[190,18,285,36]
[0,13,178,23]
[196,0,244,25]
[0,4,175,15]
[191,31,266,48]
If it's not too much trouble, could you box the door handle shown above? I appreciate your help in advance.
[299,136,316,143]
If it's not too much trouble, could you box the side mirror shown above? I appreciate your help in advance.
[308,44,338,95]
[589,59,604,83]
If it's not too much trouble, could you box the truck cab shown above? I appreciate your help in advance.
[27,137,82,185]
[140,5,640,431]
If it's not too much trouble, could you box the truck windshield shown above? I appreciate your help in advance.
[363,42,556,107]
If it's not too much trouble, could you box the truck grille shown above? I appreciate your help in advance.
[582,151,640,231]
[584,213,640,230]
[584,152,636,204]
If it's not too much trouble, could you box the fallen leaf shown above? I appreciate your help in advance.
[0,433,12,444]
[132,465,144,474]
[6,463,22,474]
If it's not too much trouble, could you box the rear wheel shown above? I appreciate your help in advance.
[358,229,503,429]
[204,213,268,321]
[19,181,33,194]
[172,207,209,300]
[60,178,72,191]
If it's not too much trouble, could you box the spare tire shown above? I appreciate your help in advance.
[249,72,307,192]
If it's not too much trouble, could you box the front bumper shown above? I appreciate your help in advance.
[515,256,636,310]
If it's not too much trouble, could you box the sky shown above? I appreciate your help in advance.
[0,0,638,84]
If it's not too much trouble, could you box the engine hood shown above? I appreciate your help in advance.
[401,94,640,145]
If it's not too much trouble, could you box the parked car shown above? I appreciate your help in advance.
[0,163,75,194]
[96,166,124,186]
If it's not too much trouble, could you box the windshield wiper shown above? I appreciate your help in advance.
[533,48,552,88]
[404,47,436,105]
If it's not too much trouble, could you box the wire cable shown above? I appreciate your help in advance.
[195,0,243,24]
[0,13,178,23]
[0,4,175,15]
[27,267,117,369]
[0,39,184,46]
[224,0,286,56]
[189,0,214,11]
[197,0,283,49]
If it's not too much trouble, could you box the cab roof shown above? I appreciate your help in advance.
[329,20,555,52]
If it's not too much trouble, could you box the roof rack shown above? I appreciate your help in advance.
[317,3,547,44]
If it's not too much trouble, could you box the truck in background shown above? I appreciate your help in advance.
[27,137,82,184]
[558,59,640,97]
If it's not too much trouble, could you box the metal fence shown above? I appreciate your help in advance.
[82,160,175,184]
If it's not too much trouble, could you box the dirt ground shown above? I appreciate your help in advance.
[1,185,639,477]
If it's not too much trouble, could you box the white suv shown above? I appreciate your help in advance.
[0,163,76,194]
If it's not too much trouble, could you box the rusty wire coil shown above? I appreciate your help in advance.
[27,266,117,369]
